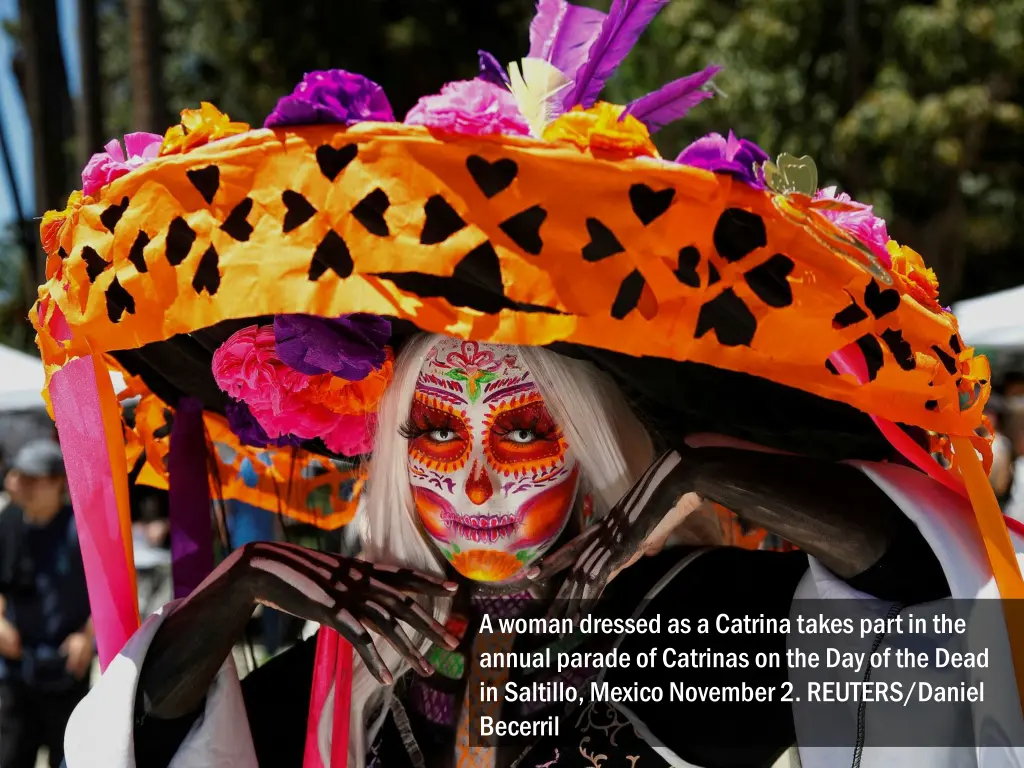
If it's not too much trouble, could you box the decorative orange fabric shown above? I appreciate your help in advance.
[31,123,988,448]
[124,386,363,530]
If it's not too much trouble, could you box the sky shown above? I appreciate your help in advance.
[0,0,81,227]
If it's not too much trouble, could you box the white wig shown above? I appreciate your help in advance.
[320,333,654,767]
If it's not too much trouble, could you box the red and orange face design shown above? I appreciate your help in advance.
[404,339,580,582]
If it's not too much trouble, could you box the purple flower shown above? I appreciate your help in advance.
[264,70,394,128]
[273,313,391,381]
[404,80,530,137]
[675,131,769,188]
[225,400,300,448]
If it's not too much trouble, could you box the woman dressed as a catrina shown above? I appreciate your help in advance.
[44,2,1024,767]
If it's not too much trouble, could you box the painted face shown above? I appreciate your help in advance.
[404,339,581,583]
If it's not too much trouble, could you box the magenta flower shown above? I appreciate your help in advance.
[404,80,530,137]
[81,133,162,197]
[265,70,394,128]
[675,131,768,188]
[814,186,892,267]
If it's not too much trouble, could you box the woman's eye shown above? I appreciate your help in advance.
[429,429,457,442]
[506,429,535,444]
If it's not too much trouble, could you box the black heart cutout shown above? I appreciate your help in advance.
[81,246,110,282]
[674,246,701,288]
[466,156,518,198]
[351,189,391,237]
[856,335,884,381]
[881,328,916,371]
[695,288,757,347]
[165,217,196,266]
[186,165,220,204]
[930,344,957,375]
[743,253,795,308]
[629,184,674,225]
[582,218,625,263]
[832,300,867,329]
[611,269,646,320]
[221,198,254,242]
[100,197,130,233]
[308,230,353,281]
[191,244,221,296]
[127,231,150,273]
[421,195,466,245]
[282,191,317,233]
[105,277,136,323]
[499,205,547,255]
[863,280,900,318]
[316,144,358,182]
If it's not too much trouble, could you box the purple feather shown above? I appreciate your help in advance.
[528,0,607,79]
[622,64,722,131]
[565,0,671,109]
[478,50,510,86]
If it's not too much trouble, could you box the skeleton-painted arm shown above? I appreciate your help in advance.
[533,446,947,616]
[135,541,458,723]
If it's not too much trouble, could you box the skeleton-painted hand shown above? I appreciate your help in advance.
[234,541,459,683]
[528,450,696,619]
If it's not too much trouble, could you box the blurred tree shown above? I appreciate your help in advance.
[99,0,534,130]
[78,0,105,160]
[128,0,168,131]
[13,0,74,284]
[605,0,1024,302]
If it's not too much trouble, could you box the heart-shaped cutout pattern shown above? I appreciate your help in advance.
[316,144,358,182]
[467,156,518,198]
[629,184,675,226]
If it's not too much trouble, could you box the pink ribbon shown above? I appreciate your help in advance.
[304,630,353,768]
[49,356,139,669]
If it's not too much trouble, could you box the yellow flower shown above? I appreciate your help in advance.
[887,241,942,311]
[159,102,250,156]
[543,102,659,159]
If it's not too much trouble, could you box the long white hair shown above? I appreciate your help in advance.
[320,334,654,767]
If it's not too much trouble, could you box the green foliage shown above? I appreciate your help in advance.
[98,0,534,130]
[607,0,1024,301]
[92,0,1023,301]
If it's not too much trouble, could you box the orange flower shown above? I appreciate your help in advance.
[160,102,250,156]
[40,190,83,267]
[543,102,659,159]
[315,349,394,415]
[450,549,524,582]
[887,241,942,311]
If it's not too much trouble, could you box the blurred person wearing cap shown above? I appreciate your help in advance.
[0,441,92,768]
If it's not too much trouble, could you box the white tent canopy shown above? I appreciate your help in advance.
[0,344,125,412]
[952,285,1024,350]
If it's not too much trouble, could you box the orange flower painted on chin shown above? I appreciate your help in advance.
[450,549,523,582]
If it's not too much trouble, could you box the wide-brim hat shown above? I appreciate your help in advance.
[34,0,1021,686]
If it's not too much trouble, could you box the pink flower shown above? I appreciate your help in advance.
[81,133,162,197]
[404,80,530,137]
[814,186,892,267]
[211,325,384,456]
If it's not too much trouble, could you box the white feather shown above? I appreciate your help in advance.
[507,57,572,137]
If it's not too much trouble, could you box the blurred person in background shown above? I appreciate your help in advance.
[0,441,92,768]
[986,393,1015,505]
[1002,390,1024,523]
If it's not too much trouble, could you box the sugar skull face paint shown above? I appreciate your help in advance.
[404,339,581,582]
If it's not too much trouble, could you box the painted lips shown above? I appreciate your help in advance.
[440,510,518,542]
